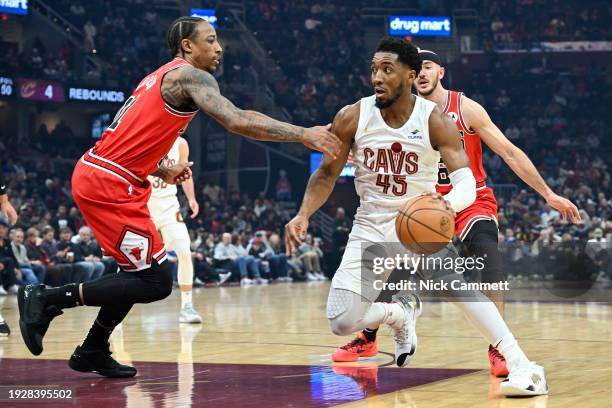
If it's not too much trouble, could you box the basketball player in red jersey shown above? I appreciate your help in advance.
[414,50,580,377]
[17,16,340,378]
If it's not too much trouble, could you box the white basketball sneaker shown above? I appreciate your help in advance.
[500,362,548,396]
[391,293,422,367]
[179,304,203,324]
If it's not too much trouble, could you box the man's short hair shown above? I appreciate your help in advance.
[376,36,422,75]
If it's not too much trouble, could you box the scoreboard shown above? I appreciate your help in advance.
[0,75,126,104]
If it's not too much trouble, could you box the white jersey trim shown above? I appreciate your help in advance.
[88,149,143,182]
[80,157,130,185]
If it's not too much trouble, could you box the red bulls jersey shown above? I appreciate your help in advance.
[436,90,488,193]
[92,58,198,181]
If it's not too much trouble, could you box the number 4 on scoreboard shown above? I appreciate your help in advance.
[44,84,53,99]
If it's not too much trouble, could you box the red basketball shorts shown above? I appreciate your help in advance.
[454,187,498,241]
[71,150,167,271]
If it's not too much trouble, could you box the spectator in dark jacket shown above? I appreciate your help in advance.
[57,227,102,281]
[40,226,85,284]
[25,227,70,286]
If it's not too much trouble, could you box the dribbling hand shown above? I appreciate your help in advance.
[285,214,309,256]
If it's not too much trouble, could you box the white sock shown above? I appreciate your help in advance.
[363,302,407,330]
[496,332,530,370]
[453,300,510,345]
[181,291,192,308]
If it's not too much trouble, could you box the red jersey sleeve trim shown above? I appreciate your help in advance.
[458,92,476,134]
[442,90,451,113]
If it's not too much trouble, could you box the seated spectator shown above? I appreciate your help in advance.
[77,226,114,275]
[193,233,232,285]
[24,227,70,286]
[231,233,266,284]
[296,234,325,281]
[214,232,260,286]
[39,226,85,284]
[10,227,45,285]
[248,232,291,282]
[0,220,19,294]
[57,227,103,281]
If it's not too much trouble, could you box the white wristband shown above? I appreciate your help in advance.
[445,167,476,213]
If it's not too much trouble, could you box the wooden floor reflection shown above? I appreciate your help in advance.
[0,282,610,407]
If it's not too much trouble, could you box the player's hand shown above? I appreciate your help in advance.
[285,214,309,256]
[189,199,200,218]
[421,192,456,217]
[301,124,341,159]
[545,193,581,223]
[0,200,18,225]
[162,161,193,184]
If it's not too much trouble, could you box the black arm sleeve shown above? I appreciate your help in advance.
[0,170,6,195]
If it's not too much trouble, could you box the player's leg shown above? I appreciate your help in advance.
[328,286,420,366]
[18,259,174,354]
[0,296,9,336]
[163,222,202,324]
[68,303,136,377]
[329,242,421,366]
[18,165,174,367]
[430,242,547,396]
[460,219,508,376]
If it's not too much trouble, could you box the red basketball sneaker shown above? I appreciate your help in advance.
[488,345,509,377]
[332,332,378,362]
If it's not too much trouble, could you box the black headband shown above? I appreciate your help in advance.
[419,50,441,65]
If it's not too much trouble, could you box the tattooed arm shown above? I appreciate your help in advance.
[161,65,341,158]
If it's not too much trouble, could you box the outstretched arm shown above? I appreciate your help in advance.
[284,103,358,255]
[429,106,476,214]
[462,96,580,222]
[162,65,341,158]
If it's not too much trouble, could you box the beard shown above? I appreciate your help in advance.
[375,83,404,109]
[418,77,439,96]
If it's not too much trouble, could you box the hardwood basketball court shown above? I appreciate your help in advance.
[0,282,610,407]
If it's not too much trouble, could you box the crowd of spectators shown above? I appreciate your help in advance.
[475,0,611,50]
[0,150,329,294]
[247,1,371,126]
[0,1,610,290]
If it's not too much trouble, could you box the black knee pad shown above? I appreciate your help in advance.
[460,220,504,283]
[139,260,174,302]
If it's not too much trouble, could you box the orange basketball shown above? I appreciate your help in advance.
[395,195,455,254]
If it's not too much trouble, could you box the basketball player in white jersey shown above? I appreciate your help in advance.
[286,37,548,397]
[148,136,201,323]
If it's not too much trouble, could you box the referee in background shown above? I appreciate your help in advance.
[0,169,18,336]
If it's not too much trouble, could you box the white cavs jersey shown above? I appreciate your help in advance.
[147,138,181,228]
[332,94,440,298]
[149,139,180,200]
[351,94,439,218]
